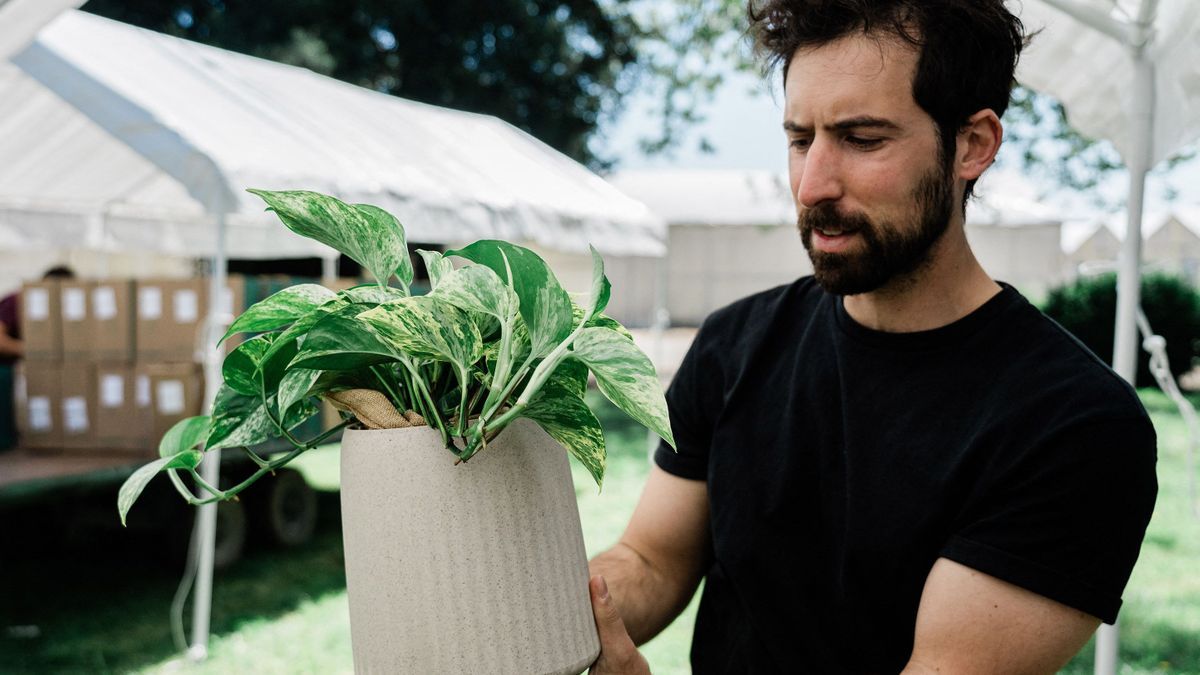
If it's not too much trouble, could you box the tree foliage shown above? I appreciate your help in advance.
[1041,272,1200,388]
[81,0,640,168]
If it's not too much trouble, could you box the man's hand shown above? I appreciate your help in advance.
[588,575,651,675]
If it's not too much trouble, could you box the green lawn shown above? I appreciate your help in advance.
[2,389,1197,673]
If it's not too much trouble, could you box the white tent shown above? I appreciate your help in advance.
[1016,2,1200,673]
[1,8,666,661]
[1,10,665,260]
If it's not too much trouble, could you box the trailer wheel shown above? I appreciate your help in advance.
[212,499,248,570]
[255,469,318,547]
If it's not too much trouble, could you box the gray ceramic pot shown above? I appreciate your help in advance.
[340,418,600,674]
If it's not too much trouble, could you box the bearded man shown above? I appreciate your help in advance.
[585,1,1158,673]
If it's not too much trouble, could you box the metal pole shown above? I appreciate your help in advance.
[322,253,338,284]
[188,212,229,661]
[1097,46,1156,675]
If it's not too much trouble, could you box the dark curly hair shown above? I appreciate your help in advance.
[749,0,1032,208]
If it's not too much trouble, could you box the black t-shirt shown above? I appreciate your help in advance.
[654,277,1158,674]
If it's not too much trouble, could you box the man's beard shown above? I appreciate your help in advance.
[797,165,955,296]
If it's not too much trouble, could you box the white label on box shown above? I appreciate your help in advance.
[93,287,118,320]
[29,396,51,431]
[62,288,87,321]
[100,374,125,408]
[156,380,185,415]
[174,289,198,323]
[63,396,89,433]
[139,287,162,319]
[26,288,49,321]
[136,375,151,407]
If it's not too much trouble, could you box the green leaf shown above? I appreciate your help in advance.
[585,245,611,316]
[288,304,398,371]
[206,384,317,451]
[220,284,336,343]
[431,265,518,321]
[571,306,635,342]
[158,416,211,458]
[277,368,321,418]
[247,189,410,288]
[417,249,455,290]
[340,284,408,304]
[118,450,202,526]
[570,327,674,448]
[445,241,572,358]
[358,296,483,369]
[353,203,414,287]
[222,335,276,397]
[523,367,606,488]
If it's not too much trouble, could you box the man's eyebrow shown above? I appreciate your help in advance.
[783,117,901,133]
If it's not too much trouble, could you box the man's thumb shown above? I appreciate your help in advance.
[589,575,629,640]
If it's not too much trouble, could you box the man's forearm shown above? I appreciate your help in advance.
[588,542,699,646]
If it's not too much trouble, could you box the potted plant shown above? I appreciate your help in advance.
[117,189,675,674]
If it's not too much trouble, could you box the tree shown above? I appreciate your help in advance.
[81,0,640,169]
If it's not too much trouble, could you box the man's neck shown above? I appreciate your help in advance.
[841,226,1002,333]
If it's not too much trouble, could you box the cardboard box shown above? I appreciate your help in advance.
[59,280,92,360]
[137,363,204,445]
[135,277,245,363]
[59,361,95,450]
[91,280,136,362]
[20,280,62,361]
[93,363,149,452]
[16,361,62,450]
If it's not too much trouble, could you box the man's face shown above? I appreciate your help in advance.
[783,33,958,296]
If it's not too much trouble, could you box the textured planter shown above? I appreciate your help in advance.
[340,418,600,674]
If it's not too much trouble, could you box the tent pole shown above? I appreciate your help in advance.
[188,211,229,661]
[1097,45,1156,675]
[322,253,337,284]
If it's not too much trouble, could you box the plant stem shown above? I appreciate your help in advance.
[180,443,311,505]
[371,364,406,412]
[167,469,203,502]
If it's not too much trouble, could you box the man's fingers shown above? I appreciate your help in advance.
[588,575,649,674]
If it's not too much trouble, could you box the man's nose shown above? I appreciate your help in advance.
[795,138,843,208]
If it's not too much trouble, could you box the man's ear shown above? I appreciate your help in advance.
[955,109,1003,181]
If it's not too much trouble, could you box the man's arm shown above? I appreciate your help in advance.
[903,557,1100,674]
[0,321,22,358]
[589,464,710,645]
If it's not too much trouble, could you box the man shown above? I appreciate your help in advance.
[586,1,1158,673]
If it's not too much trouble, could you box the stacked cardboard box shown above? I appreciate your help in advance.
[14,275,358,456]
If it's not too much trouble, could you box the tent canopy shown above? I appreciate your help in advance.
[1017,0,1200,166]
[0,10,666,259]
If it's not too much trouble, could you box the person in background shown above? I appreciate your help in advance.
[0,265,75,450]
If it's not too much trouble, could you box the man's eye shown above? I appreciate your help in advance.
[846,136,883,149]
[789,138,811,151]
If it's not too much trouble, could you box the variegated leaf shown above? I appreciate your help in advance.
[444,240,572,358]
[158,416,211,458]
[432,264,519,321]
[341,284,409,304]
[523,369,606,488]
[247,189,410,288]
[118,450,202,525]
[206,384,317,451]
[277,368,321,417]
[222,334,276,397]
[288,304,398,371]
[357,296,483,370]
[417,249,455,290]
[569,327,674,448]
[570,305,635,342]
[221,284,336,343]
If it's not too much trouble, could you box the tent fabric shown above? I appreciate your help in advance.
[1017,1,1200,166]
[0,10,666,258]
[0,0,83,60]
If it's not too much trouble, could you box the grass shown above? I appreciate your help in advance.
[1,389,1197,673]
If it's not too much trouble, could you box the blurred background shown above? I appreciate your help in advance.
[2,1,1200,673]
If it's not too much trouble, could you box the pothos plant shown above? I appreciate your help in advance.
[117,189,675,525]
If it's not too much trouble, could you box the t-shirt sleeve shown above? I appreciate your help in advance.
[653,318,726,481]
[940,415,1158,624]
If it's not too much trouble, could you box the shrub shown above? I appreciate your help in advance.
[1041,272,1200,388]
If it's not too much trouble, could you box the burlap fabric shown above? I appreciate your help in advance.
[325,389,426,429]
